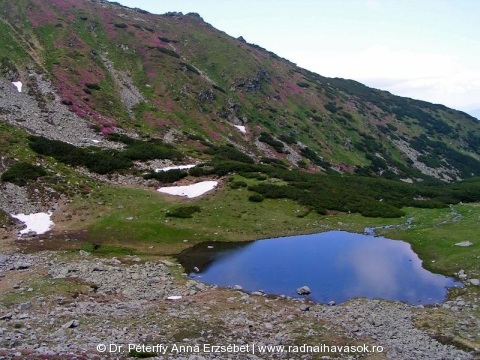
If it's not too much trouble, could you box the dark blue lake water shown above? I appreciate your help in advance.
[177,231,462,305]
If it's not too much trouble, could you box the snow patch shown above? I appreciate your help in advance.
[234,125,246,134]
[155,164,196,172]
[11,212,54,236]
[12,81,22,92]
[157,181,218,198]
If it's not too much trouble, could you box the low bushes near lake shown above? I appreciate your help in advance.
[165,205,201,218]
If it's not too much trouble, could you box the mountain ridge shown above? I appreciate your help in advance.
[0,0,479,183]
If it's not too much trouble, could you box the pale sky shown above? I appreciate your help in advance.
[116,0,480,119]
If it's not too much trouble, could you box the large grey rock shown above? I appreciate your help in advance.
[296,286,311,295]
[62,320,80,329]
[18,301,32,311]
[0,254,9,264]
[13,262,31,270]
[468,278,480,286]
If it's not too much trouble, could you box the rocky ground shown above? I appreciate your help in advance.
[0,244,478,360]
[0,75,119,149]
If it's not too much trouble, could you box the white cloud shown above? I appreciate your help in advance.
[364,0,382,11]
[288,45,480,116]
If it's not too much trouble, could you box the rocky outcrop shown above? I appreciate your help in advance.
[393,139,460,181]
[100,53,146,117]
[0,74,118,148]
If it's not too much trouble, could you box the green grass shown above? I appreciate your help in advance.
[379,204,480,277]
[62,177,480,280]
[0,122,32,159]
[0,21,30,65]
[65,179,344,253]
[0,275,90,307]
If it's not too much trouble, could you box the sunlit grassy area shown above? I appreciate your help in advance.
[54,176,480,280]
[379,204,480,277]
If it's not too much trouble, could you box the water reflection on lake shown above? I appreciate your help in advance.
[176,231,462,305]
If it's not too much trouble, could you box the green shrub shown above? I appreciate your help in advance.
[300,147,329,168]
[1,162,47,186]
[248,194,264,202]
[28,136,132,174]
[230,180,248,189]
[239,172,268,180]
[186,133,205,141]
[106,133,138,145]
[211,145,254,163]
[324,102,338,113]
[122,142,183,161]
[114,23,128,28]
[259,132,284,153]
[85,83,101,90]
[278,134,296,144]
[156,47,180,58]
[296,82,310,88]
[158,36,172,43]
[166,205,201,218]
[180,62,200,75]
[212,84,226,93]
[144,169,188,183]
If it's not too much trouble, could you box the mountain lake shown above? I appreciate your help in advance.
[176,231,462,305]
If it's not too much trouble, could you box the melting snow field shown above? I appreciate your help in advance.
[11,212,54,236]
[155,164,196,172]
[234,125,246,133]
[12,81,22,92]
[157,181,218,198]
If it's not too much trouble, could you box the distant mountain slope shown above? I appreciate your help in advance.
[1,0,479,181]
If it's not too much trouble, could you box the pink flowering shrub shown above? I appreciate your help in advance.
[27,0,59,27]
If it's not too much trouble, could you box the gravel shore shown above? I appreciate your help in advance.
[0,251,477,359]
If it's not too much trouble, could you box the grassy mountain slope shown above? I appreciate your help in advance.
[2,4,480,357]
[1,0,479,182]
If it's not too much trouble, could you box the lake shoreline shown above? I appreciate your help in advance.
[0,250,477,359]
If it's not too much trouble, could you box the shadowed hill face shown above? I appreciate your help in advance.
[0,0,479,181]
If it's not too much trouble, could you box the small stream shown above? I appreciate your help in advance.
[364,217,415,236]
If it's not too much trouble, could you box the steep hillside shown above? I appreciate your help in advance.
[1,3,480,358]
[1,0,479,183]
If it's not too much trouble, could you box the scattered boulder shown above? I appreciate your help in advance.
[0,254,9,264]
[296,286,311,295]
[62,320,80,329]
[468,279,479,286]
[12,262,31,270]
[299,304,310,311]
[0,313,13,320]
[18,301,32,311]
[457,269,468,281]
